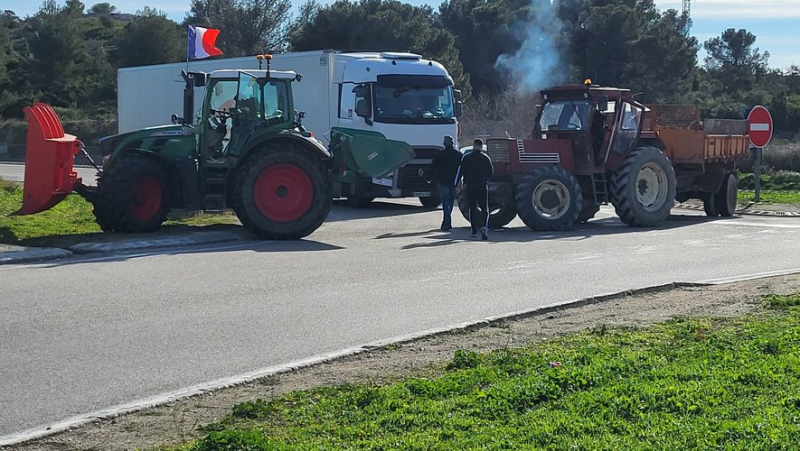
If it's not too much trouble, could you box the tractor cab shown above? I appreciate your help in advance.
[200,68,303,162]
[534,82,646,171]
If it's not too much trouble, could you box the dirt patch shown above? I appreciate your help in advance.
[10,273,800,451]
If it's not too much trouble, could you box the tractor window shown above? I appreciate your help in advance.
[539,100,590,131]
[237,72,262,120]
[263,81,288,120]
[611,102,643,154]
[209,80,238,112]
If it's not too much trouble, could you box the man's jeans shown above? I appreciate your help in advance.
[438,184,456,225]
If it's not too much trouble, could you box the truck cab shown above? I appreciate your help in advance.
[332,52,463,206]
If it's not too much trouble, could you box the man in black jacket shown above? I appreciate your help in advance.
[456,138,494,240]
[430,135,462,230]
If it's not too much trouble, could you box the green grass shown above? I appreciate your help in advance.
[738,190,800,205]
[178,298,800,450]
[0,179,238,246]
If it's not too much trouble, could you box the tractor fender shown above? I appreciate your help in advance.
[106,149,187,208]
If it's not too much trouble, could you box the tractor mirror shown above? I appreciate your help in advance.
[597,96,609,112]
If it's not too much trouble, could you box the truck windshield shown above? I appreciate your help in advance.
[374,83,455,124]
[539,100,591,131]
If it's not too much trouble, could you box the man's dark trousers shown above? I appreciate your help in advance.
[466,184,488,234]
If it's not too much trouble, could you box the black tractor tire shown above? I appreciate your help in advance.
[514,166,583,231]
[419,194,441,209]
[457,189,518,229]
[715,172,738,217]
[610,146,677,227]
[703,193,719,217]
[233,145,331,240]
[93,156,172,233]
[577,202,600,224]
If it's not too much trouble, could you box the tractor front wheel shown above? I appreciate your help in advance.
[457,189,517,229]
[515,166,582,231]
[610,146,676,227]
[93,156,172,233]
[233,145,331,240]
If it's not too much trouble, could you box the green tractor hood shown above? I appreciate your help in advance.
[330,127,415,182]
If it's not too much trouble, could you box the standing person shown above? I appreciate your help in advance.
[456,138,494,240]
[429,135,462,231]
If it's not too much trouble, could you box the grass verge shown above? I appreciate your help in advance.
[738,190,800,205]
[177,295,800,450]
[0,179,238,246]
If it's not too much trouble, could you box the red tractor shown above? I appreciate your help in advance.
[459,81,749,230]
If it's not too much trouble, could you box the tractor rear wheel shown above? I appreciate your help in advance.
[93,156,172,233]
[610,146,676,227]
[457,190,517,229]
[715,172,738,217]
[515,166,582,231]
[233,145,331,240]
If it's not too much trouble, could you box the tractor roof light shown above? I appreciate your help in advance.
[584,78,592,86]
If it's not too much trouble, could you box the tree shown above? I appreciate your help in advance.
[290,0,470,97]
[88,2,116,15]
[704,28,770,94]
[185,0,293,55]
[114,8,184,68]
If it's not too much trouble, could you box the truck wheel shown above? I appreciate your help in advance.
[93,156,171,233]
[702,193,719,217]
[610,146,676,227]
[233,145,331,240]
[715,172,738,217]
[457,190,517,229]
[515,166,582,231]
[577,202,600,223]
[419,194,441,209]
[345,178,374,208]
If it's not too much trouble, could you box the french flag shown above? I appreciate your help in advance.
[188,25,223,60]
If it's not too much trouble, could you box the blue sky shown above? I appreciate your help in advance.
[6,0,799,69]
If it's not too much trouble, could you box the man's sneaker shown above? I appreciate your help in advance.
[480,227,489,241]
[470,230,478,238]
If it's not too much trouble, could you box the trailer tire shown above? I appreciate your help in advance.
[457,189,517,229]
[703,193,719,217]
[715,172,738,217]
[515,166,582,231]
[345,178,374,208]
[233,145,331,240]
[577,202,600,223]
[419,194,441,209]
[610,146,676,227]
[93,156,172,233]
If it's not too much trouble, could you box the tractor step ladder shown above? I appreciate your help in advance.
[201,168,227,212]
[591,172,609,205]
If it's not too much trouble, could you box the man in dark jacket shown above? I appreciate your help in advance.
[456,138,494,240]
[430,135,462,230]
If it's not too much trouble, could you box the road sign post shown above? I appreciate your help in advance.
[747,106,773,204]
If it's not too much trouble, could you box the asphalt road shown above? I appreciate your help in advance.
[0,163,98,186]
[2,202,800,440]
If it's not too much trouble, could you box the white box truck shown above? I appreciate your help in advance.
[117,50,464,206]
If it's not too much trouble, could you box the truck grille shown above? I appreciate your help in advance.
[487,140,511,163]
[412,147,439,159]
[398,164,432,190]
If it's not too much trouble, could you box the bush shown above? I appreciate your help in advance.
[738,171,800,190]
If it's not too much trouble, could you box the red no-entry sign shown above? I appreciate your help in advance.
[747,105,773,148]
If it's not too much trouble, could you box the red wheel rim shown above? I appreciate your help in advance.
[254,164,313,223]
[131,175,163,221]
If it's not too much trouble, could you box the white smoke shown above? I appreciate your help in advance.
[495,1,568,93]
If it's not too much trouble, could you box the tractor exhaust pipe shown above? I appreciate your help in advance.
[181,70,195,125]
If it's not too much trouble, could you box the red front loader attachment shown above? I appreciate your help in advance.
[14,103,82,215]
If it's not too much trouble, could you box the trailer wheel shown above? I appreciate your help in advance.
[233,145,331,240]
[457,189,517,229]
[610,146,676,227]
[702,193,719,217]
[344,178,374,208]
[715,172,738,217]
[93,156,172,233]
[577,202,600,223]
[515,166,582,231]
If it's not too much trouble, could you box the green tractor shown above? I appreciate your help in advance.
[17,59,414,239]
